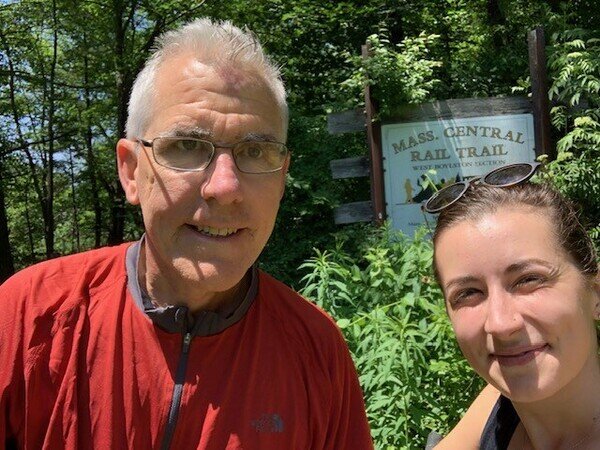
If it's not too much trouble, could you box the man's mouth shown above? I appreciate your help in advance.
[191,225,240,237]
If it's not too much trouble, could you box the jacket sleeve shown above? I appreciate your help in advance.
[0,272,27,449]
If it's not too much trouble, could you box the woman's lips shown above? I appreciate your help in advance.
[491,344,549,367]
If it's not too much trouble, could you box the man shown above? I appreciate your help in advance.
[0,18,373,449]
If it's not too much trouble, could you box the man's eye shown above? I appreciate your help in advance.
[244,145,264,159]
[176,139,202,151]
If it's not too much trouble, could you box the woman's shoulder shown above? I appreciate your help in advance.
[434,384,502,450]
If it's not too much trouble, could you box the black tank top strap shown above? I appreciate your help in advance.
[480,395,520,450]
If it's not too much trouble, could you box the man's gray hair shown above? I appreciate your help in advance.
[126,18,288,140]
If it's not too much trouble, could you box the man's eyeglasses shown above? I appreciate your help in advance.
[422,162,541,214]
[137,137,289,174]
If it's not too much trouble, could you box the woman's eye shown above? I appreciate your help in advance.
[451,288,481,305]
[514,275,545,289]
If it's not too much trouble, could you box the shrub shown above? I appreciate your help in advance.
[299,225,483,449]
[339,31,442,117]
[544,26,600,246]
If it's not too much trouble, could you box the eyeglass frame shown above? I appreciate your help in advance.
[422,162,542,214]
[136,136,290,174]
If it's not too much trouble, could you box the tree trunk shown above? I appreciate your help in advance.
[43,0,59,258]
[0,162,15,283]
[487,0,506,49]
[68,147,81,252]
[0,28,45,263]
[107,0,128,245]
[107,1,164,245]
[83,36,103,248]
[24,188,35,262]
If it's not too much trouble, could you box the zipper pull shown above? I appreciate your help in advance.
[182,332,192,354]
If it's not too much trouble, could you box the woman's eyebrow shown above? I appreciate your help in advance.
[505,259,556,274]
[445,275,479,291]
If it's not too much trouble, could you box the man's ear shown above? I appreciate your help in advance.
[116,138,140,205]
[279,154,291,200]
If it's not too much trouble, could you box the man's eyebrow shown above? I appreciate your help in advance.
[158,128,279,142]
[241,132,279,142]
[160,126,213,139]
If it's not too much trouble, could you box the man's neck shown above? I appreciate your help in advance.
[138,239,251,316]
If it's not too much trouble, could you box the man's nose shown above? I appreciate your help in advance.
[483,289,524,338]
[201,150,244,204]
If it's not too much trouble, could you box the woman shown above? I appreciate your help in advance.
[425,163,600,449]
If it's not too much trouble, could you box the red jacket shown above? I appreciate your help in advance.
[0,244,373,449]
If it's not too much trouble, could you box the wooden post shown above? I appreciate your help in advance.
[362,43,386,225]
[528,27,555,160]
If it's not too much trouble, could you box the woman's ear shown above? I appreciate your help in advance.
[591,274,600,320]
[116,138,140,205]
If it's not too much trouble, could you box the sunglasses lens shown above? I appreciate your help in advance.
[483,163,534,186]
[425,183,468,212]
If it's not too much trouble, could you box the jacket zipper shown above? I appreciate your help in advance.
[160,331,192,450]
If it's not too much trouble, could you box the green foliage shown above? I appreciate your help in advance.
[260,113,369,288]
[4,0,596,280]
[441,0,555,97]
[299,225,483,448]
[540,26,600,246]
[340,32,442,116]
[2,1,599,447]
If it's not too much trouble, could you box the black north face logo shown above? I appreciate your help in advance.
[251,413,284,433]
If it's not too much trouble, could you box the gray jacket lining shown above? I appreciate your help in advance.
[125,238,258,336]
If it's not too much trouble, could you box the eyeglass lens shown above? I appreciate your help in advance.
[235,141,287,173]
[152,137,287,173]
[153,138,212,170]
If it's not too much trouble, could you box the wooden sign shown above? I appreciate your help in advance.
[382,111,536,235]
[327,28,554,229]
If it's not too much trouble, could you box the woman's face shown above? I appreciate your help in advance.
[435,207,600,403]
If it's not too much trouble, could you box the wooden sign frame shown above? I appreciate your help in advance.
[327,27,554,226]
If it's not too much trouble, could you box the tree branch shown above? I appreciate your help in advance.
[2,131,78,157]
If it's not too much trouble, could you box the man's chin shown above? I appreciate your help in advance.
[172,259,251,293]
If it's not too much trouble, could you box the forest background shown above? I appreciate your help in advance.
[1,0,599,447]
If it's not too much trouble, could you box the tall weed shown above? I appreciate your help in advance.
[299,225,483,449]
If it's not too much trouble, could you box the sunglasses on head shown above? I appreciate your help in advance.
[422,162,541,214]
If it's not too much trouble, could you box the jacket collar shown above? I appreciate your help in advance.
[126,238,258,336]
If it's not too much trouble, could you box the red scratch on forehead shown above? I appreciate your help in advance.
[215,65,247,92]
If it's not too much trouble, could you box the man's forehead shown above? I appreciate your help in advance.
[162,51,266,93]
[149,52,286,141]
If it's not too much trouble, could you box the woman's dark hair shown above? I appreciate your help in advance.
[432,182,598,282]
